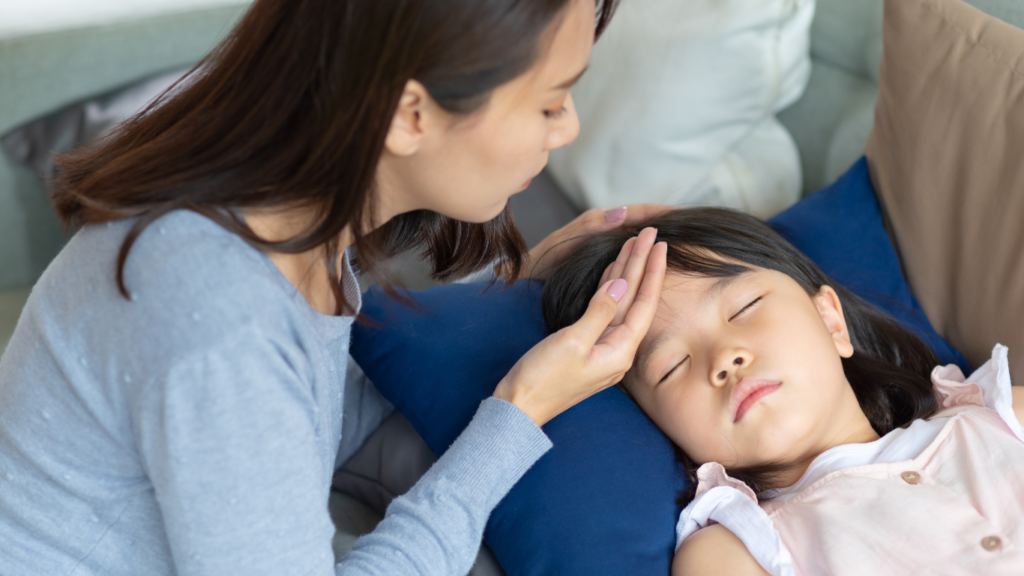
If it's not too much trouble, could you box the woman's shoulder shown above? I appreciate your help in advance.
[67,210,285,299]
[71,210,279,294]
[26,210,315,370]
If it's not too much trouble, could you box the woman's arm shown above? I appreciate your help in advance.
[136,328,545,576]
[337,397,550,575]
[134,330,342,576]
[672,525,770,576]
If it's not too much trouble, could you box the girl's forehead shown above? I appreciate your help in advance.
[654,267,802,319]
[661,269,761,298]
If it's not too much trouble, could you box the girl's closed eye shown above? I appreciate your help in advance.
[730,296,763,321]
[658,355,690,385]
[654,296,763,385]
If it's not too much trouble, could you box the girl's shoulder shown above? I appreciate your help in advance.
[673,523,770,576]
[930,344,1023,441]
[674,463,794,576]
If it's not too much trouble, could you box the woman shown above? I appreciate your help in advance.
[0,0,669,574]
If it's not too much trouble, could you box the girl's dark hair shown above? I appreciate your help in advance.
[52,0,618,314]
[542,207,940,505]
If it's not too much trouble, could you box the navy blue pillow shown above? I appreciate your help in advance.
[353,282,683,575]
[767,157,969,373]
[350,156,968,576]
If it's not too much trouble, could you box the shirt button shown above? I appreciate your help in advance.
[981,536,1002,551]
[900,471,921,484]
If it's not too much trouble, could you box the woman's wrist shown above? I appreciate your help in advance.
[492,378,550,428]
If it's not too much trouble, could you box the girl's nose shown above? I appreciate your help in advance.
[716,356,744,381]
[711,349,752,385]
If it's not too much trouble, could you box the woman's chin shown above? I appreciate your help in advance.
[458,200,510,223]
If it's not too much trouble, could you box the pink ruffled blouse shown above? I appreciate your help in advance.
[675,345,1024,575]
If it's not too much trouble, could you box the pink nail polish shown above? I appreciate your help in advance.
[604,207,627,223]
[607,278,628,302]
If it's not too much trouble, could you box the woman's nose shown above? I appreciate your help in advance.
[544,93,580,151]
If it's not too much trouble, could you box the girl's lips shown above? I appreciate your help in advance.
[520,178,533,189]
[732,379,781,423]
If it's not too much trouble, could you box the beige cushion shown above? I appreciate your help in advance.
[866,0,1024,381]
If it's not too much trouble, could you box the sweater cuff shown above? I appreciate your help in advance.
[433,397,552,511]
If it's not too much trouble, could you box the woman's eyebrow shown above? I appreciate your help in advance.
[553,66,588,90]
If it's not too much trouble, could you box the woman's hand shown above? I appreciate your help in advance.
[493,227,667,426]
[517,204,674,281]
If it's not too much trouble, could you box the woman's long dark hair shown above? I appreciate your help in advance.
[542,208,940,505]
[52,0,618,314]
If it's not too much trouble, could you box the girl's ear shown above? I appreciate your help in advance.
[815,286,854,359]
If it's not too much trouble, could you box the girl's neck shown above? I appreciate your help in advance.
[774,409,881,488]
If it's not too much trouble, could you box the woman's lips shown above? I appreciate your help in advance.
[732,379,782,423]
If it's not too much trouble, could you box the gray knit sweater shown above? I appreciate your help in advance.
[0,211,551,576]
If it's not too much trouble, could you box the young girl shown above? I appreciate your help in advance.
[542,207,1024,575]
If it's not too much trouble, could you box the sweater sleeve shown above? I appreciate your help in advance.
[336,397,552,576]
[132,325,549,576]
[131,327,342,576]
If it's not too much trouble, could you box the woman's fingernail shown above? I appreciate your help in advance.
[607,278,628,302]
[604,207,627,222]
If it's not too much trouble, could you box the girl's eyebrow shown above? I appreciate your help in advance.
[703,272,752,308]
[634,330,672,383]
[634,272,754,382]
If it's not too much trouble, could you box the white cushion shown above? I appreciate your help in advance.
[547,0,814,218]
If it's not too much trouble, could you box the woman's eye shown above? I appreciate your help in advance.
[544,106,567,119]
[730,296,763,321]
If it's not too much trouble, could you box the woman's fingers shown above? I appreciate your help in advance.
[609,228,658,325]
[525,204,676,281]
[572,233,665,353]
[524,207,622,280]
[568,277,628,347]
[492,240,667,427]
[621,204,678,228]
[607,236,637,283]
[599,237,629,286]
[598,241,668,353]
[625,241,668,329]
